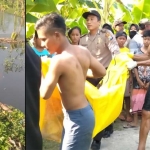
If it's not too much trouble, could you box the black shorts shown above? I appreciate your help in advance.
[143,86,150,111]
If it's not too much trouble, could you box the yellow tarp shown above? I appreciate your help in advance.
[40,52,132,142]
[39,58,63,142]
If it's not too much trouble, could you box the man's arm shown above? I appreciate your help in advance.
[137,59,150,66]
[133,54,150,61]
[87,53,106,78]
[40,57,62,99]
[127,59,150,70]
[105,30,120,56]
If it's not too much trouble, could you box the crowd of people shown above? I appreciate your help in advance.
[26,10,150,150]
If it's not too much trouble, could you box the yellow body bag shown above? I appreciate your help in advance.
[40,53,133,142]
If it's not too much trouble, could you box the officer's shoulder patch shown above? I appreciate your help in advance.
[105,30,113,41]
[80,34,88,38]
[100,29,107,33]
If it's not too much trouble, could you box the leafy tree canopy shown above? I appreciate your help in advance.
[26,0,150,38]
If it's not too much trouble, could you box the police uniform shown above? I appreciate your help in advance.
[80,28,120,68]
[79,28,120,144]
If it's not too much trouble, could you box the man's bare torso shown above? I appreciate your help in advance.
[56,45,91,110]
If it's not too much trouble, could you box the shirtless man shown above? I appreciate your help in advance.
[35,13,106,150]
[127,51,150,150]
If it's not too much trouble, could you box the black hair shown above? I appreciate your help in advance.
[35,12,66,35]
[102,23,114,34]
[116,31,127,39]
[34,30,38,39]
[32,30,38,45]
[143,30,150,37]
[139,23,145,30]
[129,24,139,31]
[68,26,81,38]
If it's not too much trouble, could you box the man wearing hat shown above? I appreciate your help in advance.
[129,18,150,54]
[113,19,130,47]
[80,10,120,150]
[139,18,150,31]
[113,19,127,33]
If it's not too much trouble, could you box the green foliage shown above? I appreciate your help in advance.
[0,0,24,17]
[131,0,150,23]
[0,103,25,150]
[26,0,150,38]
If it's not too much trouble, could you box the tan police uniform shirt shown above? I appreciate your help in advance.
[79,29,120,68]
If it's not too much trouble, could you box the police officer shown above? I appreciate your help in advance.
[80,10,120,150]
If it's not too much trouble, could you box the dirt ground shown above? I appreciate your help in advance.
[100,119,150,150]
[43,119,150,150]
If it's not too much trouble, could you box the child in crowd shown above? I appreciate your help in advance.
[32,30,53,57]
[128,30,150,127]
[116,31,133,122]
[68,26,81,45]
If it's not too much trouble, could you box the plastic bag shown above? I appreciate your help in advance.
[85,52,132,137]
[40,52,133,141]
[40,57,63,142]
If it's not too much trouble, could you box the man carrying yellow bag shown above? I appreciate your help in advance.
[36,12,106,150]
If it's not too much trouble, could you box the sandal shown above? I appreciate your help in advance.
[123,123,137,128]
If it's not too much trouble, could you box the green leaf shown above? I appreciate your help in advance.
[26,23,35,38]
[26,5,35,14]
[28,4,56,12]
[131,0,150,23]
[26,0,57,13]
[69,0,77,7]
[34,0,49,5]
[116,3,132,22]
[26,13,38,23]
[53,0,65,5]
[26,0,35,5]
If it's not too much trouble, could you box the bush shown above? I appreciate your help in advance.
[0,103,25,150]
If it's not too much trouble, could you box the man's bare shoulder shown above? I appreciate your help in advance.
[78,45,90,54]
[54,53,76,66]
[51,54,62,61]
[50,55,65,68]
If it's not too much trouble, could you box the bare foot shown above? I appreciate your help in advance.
[118,114,126,121]
[126,116,133,122]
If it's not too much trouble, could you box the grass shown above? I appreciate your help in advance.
[43,139,60,150]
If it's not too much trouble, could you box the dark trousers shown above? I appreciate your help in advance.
[26,43,42,150]
[86,77,113,142]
